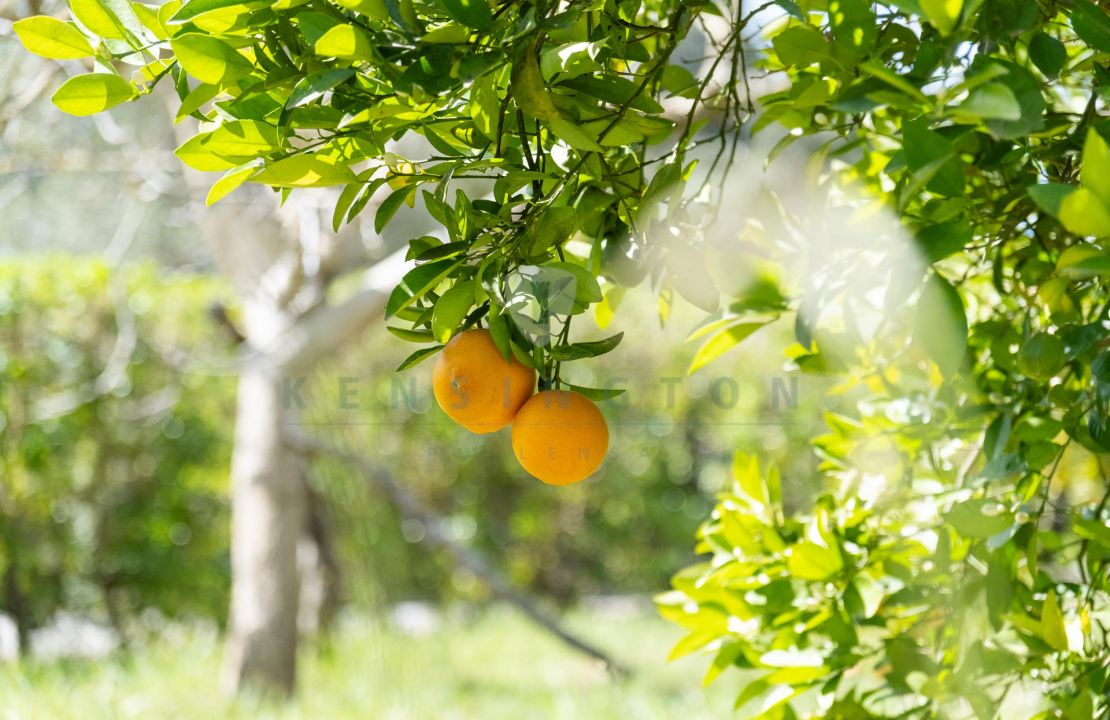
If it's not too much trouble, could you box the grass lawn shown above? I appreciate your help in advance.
[0,603,736,719]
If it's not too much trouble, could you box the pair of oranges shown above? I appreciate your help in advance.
[431,329,609,486]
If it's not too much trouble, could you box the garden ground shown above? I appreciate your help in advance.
[0,602,735,719]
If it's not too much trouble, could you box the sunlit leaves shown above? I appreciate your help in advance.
[918,0,963,36]
[170,33,253,85]
[13,16,95,59]
[51,73,136,115]
[1070,0,1110,53]
[249,154,356,187]
[914,272,967,379]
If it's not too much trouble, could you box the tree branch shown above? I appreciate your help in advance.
[284,430,631,677]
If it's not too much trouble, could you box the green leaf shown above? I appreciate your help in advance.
[288,69,355,109]
[548,261,602,308]
[550,332,624,361]
[903,119,964,196]
[561,383,625,401]
[771,25,828,67]
[975,59,1045,140]
[787,539,843,580]
[171,33,254,85]
[1028,32,1067,78]
[525,206,577,259]
[251,154,356,187]
[952,83,1021,122]
[1040,589,1068,651]
[944,498,1013,538]
[1060,188,1110,238]
[919,0,963,36]
[387,326,436,342]
[1071,0,1110,54]
[385,259,459,318]
[431,282,474,342]
[314,24,372,60]
[434,0,492,30]
[1017,333,1065,381]
[206,164,256,205]
[69,0,129,39]
[13,16,95,59]
[201,120,279,158]
[51,73,136,116]
[396,345,444,371]
[376,185,415,233]
[1081,129,1110,205]
[169,0,265,22]
[688,322,767,374]
[1028,182,1075,217]
[914,272,967,379]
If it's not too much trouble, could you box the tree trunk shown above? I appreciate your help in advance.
[2,563,31,657]
[222,369,306,697]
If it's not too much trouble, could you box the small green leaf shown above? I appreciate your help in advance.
[206,164,256,205]
[787,540,843,580]
[1017,333,1065,381]
[1080,129,1110,205]
[526,206,577,259]
[549,332,623,361]
[945,498,1013,538]
[1028,32,1067,78]
[171,33,254,85]
[69,0,129,39]
[1071,0,1110,54]
[51,73,136,116]
[771,25,828,67]
[387,326,436,343]
[560,383,625,401]
[688,322,767,374]
[385,259,459,318]
[1028,183,1075,217]
[919,0,963,36]
[914,272,967,380]
[13,16,95,59]
[396,345,444,371]
[1041,589,1068,651]
[288,69,355,109]
[251,154,356,187]
[431,282,475,342]
[1060,188,1110,238]
[376,185,415,233]
[952,84,1021,122]
[314,24,372,60]
[434,0,492,30]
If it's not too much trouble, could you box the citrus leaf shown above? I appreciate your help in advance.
[13,16,95,59]
[51,73,136,116]
[431,282,475,342]
[688,322,767,374]
[385,259,458,318]
[171,33,254,85]
[396,345,444,371]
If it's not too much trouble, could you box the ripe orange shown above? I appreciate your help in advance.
[511,390,609,486]
[432,329,535,434]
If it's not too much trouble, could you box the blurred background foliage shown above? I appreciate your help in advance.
[0,253,823,647]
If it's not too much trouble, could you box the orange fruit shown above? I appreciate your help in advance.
[432,329,535,434]
[511,390,609,486]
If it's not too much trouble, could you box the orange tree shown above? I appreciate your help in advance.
[13,0,1110,714]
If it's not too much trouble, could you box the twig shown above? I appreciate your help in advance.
[284,430,632,677]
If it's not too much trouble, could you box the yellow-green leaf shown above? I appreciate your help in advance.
[206,164,257,205]
[1081,130,1110,205]
[919,0,963,35]
[314,24,372,60]
[250,154,356,187]
[170,33,253,85]
[1059,188,1110,238]
[1041,589,1068,651]
[13,16,95,59]
[51,73,136,116]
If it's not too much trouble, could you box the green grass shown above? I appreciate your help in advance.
[0,604,735,719]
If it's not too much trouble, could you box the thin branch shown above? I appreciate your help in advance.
[285,431,631,677]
